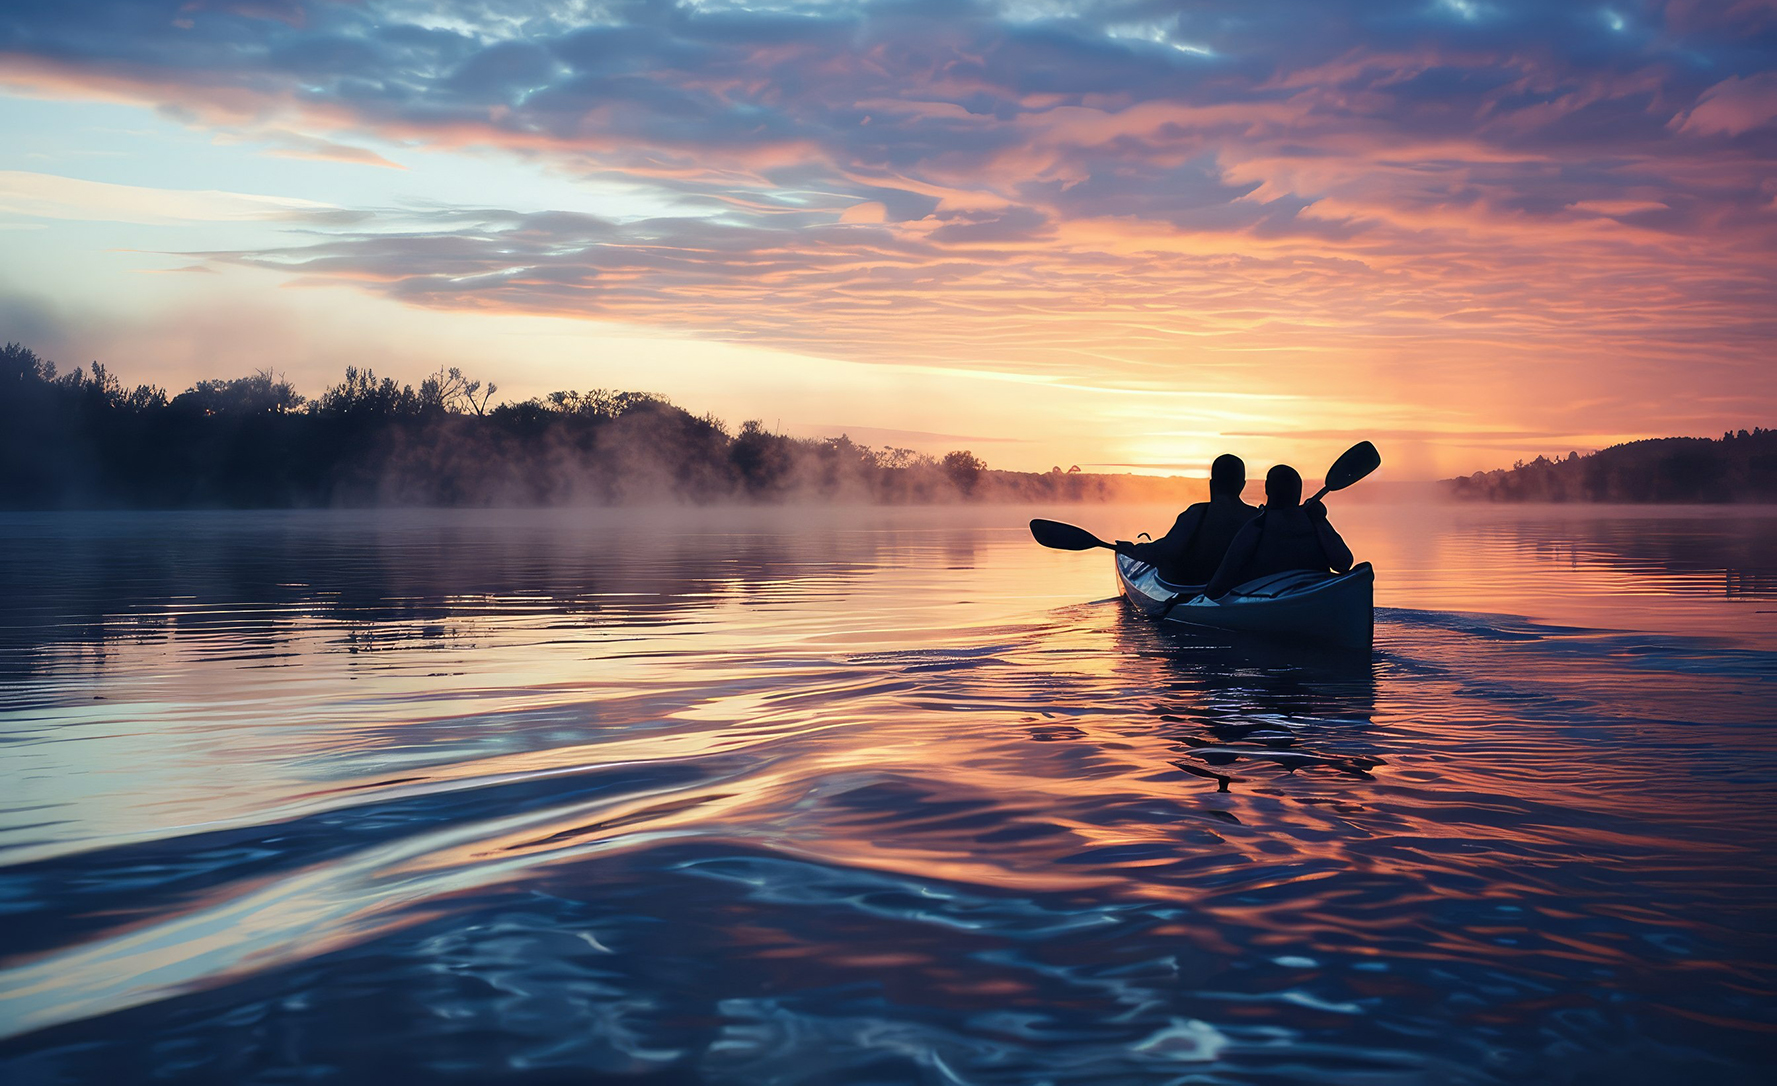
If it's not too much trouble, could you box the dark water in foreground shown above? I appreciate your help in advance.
[1,505,1774,1084]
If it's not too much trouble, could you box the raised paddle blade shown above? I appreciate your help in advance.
[1323,441,1381,493]
[1029,519,1113,551]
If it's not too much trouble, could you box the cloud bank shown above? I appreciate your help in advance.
[4,0,1775,408]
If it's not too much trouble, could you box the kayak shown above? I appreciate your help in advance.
[1115,554,1375,649]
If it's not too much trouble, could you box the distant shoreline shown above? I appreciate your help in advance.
[1445,430,1776,504]
[3,342,1208,510]
[12,342,1769,510]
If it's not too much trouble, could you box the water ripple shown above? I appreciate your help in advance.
[1,507,1774,1083]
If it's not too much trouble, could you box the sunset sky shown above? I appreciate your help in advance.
[2,0,1774,478]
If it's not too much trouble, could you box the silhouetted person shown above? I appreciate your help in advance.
[1115,454,1259,585]
[1205,464,1353,598]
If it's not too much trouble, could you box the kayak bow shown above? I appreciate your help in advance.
[1115,553,1374,649]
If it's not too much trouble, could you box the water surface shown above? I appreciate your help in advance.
[1,504,1774,1083]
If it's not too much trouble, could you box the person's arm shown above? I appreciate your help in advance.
[1119,507,1203,564]
[1204,517,1261,598]
[1304,500,1353,573]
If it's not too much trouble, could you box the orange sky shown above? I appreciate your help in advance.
[2,1,1774,478]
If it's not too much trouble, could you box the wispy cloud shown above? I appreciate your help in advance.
[0,170,341,224]
[2,0,1774,428]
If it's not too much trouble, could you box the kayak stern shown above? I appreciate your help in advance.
[1116,554,1374,650]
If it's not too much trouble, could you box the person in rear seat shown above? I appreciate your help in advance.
[1204,464,1352,598]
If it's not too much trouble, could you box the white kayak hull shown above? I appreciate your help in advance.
[1116,554,1375,650]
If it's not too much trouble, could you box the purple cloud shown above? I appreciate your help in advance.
[1,0,1773,425]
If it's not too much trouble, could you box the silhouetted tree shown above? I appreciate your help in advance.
[942,450,985,495]
[172,370,303,415]
[0,343,1204,509]
[1448,430,1777,502]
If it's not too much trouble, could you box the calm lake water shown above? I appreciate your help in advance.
[1,504,1774,1084]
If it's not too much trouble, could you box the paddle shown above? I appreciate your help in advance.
[1308,440,1381,503]
[1029,518,1117,551]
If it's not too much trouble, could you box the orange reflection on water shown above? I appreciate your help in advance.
[0,505,1773,1057]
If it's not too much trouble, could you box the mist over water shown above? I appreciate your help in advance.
[1,505,1774,1083]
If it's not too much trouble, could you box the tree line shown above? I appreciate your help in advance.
[1446,429,1777,503]
[0,343,1197,509]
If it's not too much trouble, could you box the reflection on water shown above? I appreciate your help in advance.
[1466,506,1777,600]
[1,506,1774,1084]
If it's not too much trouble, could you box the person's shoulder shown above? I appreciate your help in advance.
[1177,504,1209,520]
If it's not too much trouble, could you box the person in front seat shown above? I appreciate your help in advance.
[1204,464,1353,598]
[1115,454,1258,585]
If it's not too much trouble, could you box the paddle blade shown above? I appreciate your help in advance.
[1323,441,1381,493]
[1029,519,1111,551]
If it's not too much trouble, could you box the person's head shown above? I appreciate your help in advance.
[1265,464,1303,507]
[1209,453,1245,498]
